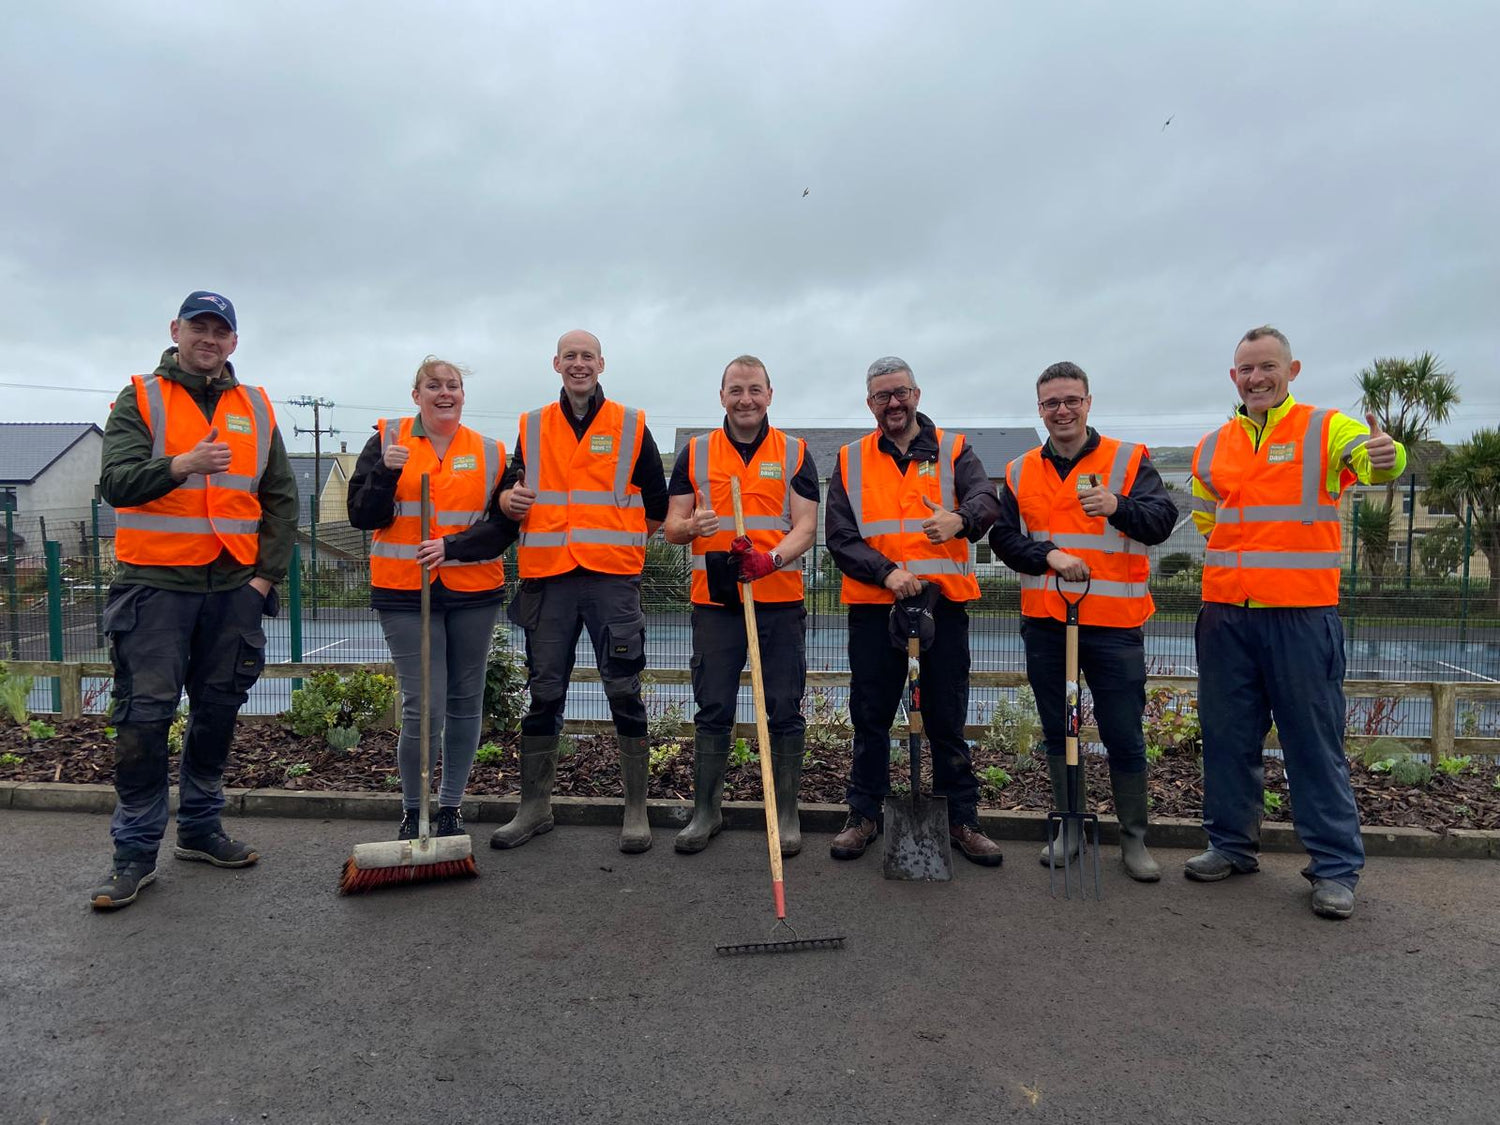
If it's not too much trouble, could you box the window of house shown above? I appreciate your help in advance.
[0,488,15,513]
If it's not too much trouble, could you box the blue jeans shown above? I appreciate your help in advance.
[105,583,272,858]
[1196,602,1364,887]
[379,601,503,810]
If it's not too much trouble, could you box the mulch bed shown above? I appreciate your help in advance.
[2,717,1497,832]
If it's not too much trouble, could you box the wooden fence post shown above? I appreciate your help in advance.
[1430,682,1457,761]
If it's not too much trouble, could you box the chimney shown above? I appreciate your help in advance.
[340,441,347,453]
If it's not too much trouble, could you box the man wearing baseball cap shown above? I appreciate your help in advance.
[91,291,299,910]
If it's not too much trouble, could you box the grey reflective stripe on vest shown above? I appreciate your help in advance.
[689,435,710,499]
[1020,573,1146,599]
[1203,409,1335,526]
[570,490,645,508]
[1007,458,1027,535]
[247,389,272,490]
[1189,495,1217,514]
[369,541,418,559]
[844,442,869,539]
[1340,433,1370,463]
[523,411,541,491]
[1045,531,1132,551]
[615,408,640,501]
[1213,504,1339,525]
[742,515,787,530]
[518,528,646,549]
[379,420,396,455]
[1193,428,1222,502]
[533,490,568,505]
[142,377,168,460]
[1205,549,1341,569]
[394,502,487,523]
[937,431,957,509]
[783,438,800,523]
[907,558,973,577]
[115,513,259,535]
[1105,441,1136,490]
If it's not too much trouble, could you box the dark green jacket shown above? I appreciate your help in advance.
[99,349,300,592]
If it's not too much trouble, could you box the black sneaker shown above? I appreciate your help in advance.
[174,830,260,868]
[435,807,466,837]
[398,810,420,840]
[90,858,157,911]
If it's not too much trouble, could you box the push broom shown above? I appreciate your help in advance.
[339,474,479,894]
[714,478,844,955]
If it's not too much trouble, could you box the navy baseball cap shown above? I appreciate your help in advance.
[177,290,237,331]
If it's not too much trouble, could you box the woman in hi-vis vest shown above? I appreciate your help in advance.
[347,356,514,841]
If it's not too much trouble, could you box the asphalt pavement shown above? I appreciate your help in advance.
[3,808,1498,1125]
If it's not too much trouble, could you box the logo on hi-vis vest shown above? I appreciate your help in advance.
[758,461,782,480]
[1075,473,1100,494]
[450,454,477,472]
[224,415,252,435]
[917,460,936,477]
[590,435,614,454]
[1268,443,1296,464]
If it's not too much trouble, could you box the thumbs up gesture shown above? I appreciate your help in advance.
[1078,473,1118,518]
[690,489,720,538]
[171,425,233,481]
[1364,412,1397,471]
[920,494,963,543]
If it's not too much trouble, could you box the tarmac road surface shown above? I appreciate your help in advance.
[3,808,1498,1124]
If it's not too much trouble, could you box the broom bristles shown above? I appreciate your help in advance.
[338,853,479,895]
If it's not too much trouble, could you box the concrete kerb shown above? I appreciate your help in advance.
[3,781,1496,859]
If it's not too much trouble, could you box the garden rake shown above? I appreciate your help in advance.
[339,474,479,894]
[715,478,844,956]
[1047,576,1101,900]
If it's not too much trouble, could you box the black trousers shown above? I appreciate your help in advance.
[690,603,806,737]
[845,598,980,825]
[1021,616,1147,773]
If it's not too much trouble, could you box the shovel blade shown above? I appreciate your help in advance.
[881,794,953,882]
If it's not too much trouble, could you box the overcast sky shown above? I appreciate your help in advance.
[4,0,1497,461]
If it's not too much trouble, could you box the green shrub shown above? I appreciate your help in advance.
[1434,754,1472,777]
[483,628,527,734]
[1359,736,1412,768]
[286,762,311,779]
[28,719,55,740]
[286,669,397,746]
[649,743,681,776]
[641,673,686,749]
[1143,689,1200,758]
[803,688,852,760]
[168,706,187,756]
[729,737,755,769]
[326,725,361,753]
[475,742,504,767]
[0,663,33,725]
[0,752,23,767]
[975,687,1040,757]
[1390,756,1433,787]
[1263,791,1283,815]
[979,765,1013,795]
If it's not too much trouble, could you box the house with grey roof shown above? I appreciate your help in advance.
[0,423,110,553]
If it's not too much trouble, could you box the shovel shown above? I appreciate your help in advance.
[1047,576,1101,900]
[881,591,953,882]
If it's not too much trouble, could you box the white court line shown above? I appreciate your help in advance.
[1434,659,1498,683]
[304,639,349,659]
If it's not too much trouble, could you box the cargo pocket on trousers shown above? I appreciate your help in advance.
[232,623,268,696]
[101,586,146,710]
[601,611,647,680]
[1324,612,1347,682]
[506,580,545,632]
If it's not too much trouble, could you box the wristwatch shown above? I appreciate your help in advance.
[770,550,784,569]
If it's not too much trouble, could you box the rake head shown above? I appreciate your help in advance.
[1046,810,1102,901]
[715,918,846,956]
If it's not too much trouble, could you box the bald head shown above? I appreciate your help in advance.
[557,329,602,357]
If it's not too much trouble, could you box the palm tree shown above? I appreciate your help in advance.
[1355,353,1459,589]
[1424,428,1500,612]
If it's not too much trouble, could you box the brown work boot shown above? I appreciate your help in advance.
[829,811,879,860]
[950,823,1004,867]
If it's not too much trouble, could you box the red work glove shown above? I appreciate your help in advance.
[729,535,777,582]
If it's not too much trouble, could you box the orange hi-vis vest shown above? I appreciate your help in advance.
[368,418,506,592]
[515,399,648,578]
[1006,436,1155,628]
[686,428,806,605]
[115,374,273,567]
[838,428,980,605]
[1192,403,1342,607]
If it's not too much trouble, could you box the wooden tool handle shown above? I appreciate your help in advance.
[419,474,433,841]
[731,477,785,918]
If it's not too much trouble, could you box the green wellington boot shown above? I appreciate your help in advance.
[618,735,653,854]
[770,734,805,857]
[490,735,558,849]
[674,733,730,854]
[1038,752,1086,867]
[1110,766,1161,882]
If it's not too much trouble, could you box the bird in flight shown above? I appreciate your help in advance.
[1162,115,1174,131]
[802,187,810,197]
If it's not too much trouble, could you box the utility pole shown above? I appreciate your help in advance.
[287,396,338,620]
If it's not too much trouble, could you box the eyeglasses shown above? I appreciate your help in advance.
[1038,396,1087,413]
[869,386,916,406]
